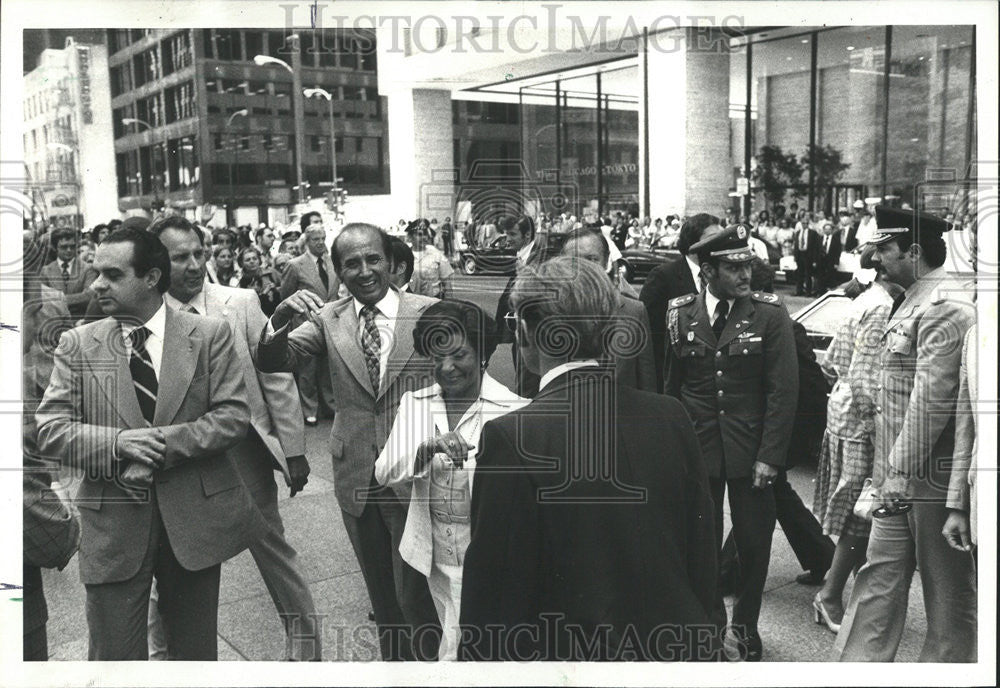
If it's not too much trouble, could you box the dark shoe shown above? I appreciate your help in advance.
[796,569,827,585]
[730,629,763,662]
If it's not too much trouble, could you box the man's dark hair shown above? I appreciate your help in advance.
[300,211,322,232]
[101,227,171,293]
[561,226,610,264]
[390,237,414,282]
[255,225,272,243]
[749,256,775,292]
[892,232,947,268]
[413,299,498,364]
[331,223,394,273]
[499,214,535,240]
[677,213,720,255]
[51,227,78,248]
[107,219,123,230]
[149,215,204,245]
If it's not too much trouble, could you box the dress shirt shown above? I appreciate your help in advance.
[119,300,167,379]
[516,240,535,269]
[538,360,600,392]
[164,284,208,315]
[353,288,400,388]
[704,289,735,329]
[685,255,702,292]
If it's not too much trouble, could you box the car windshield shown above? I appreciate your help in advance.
[794,293,853,336]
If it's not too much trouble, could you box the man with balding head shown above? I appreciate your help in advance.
[257,223,441,660]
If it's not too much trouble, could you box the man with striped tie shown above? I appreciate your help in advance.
[36,227,261,660]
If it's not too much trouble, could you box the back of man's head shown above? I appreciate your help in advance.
[677,213,720,255]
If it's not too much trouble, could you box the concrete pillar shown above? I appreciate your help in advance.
[640,28,731,219]
[386,87,455,219]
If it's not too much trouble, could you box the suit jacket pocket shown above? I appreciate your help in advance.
[329,434,345,461]
[200,459,240,496]
[75,479,104,511]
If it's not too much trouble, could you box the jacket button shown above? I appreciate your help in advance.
[717,390,724,397]
[875,405,882,414]
[716,370,723,377]
[715,351,722,358]
[743,348,749,354]
[719,409,726,416]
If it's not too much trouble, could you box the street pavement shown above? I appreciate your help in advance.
[40,276,929,662]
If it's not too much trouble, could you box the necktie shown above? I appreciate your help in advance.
[799,229,807,251]
[317,258,329,292]
[824,235,831,253]
[712,300,729,339]
[128,327,158,424]
[360,305,381,394]
[182,303,199,315]
[61,261,71,287]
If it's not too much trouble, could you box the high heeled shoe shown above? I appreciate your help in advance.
[812,593,841,634]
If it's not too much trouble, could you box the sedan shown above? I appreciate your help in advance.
[620,236,681,283]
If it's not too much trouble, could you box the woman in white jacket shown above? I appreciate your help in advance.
[375,299,528,660]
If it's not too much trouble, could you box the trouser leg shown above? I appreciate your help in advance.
[773,470,834,573]
[727,478,776,634]
[249,478,321,660]
[147,579,168,659]
[708,477,729,633]
[296,357,319,419]
[836,510,915,661]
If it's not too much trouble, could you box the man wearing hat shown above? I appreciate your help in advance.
[664,223,798,661]
[837,206,976,662]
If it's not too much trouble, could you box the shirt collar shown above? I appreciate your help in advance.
[538,360,600,392]
[353,286,400,320]
[517,239,535,264]
[704,289,734,320]
[164,282,208,314]
[121,299,167,341]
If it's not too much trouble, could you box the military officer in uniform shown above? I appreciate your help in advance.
[837,207,976,662]
[664,223,798,661]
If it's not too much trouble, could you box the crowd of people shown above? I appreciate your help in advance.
[21,200,979,664]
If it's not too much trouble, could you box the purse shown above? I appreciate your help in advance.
[853,478,878,522]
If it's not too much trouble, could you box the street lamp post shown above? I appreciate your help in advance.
[254,34,307,205]
[121,116,161,210]
[304,87,339,204]
[226,108,248,226]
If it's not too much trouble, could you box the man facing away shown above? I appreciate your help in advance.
[257,223,441,660]
[151,216,321,660]
[35,227,261,660]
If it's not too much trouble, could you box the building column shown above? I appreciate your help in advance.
[386,87,455,219]
[640,28,731,219]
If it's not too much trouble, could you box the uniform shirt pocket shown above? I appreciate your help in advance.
[680,342,708,358]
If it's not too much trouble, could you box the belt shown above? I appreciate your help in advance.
[430,509,470,525]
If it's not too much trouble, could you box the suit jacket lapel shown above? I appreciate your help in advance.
[330,300,376,396]
[717,297,754,348]
[300,254,320,293]
[85,320,145,428]
[202,283,230,317]
[153,309,199,425]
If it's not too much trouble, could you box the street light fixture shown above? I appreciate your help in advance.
[226,109,249,225]
[121,117,162,210]
[304,87,340,209]
[253,33,306,204]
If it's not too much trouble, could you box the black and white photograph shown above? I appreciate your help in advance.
[1,1,996,685]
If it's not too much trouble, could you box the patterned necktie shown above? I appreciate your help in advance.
[712,300,729,339]
[317,257,329,292]
[128,327,158,424]
[360,305,381,394]
[182,303,199,315]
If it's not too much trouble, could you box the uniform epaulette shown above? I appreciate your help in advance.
[751,291,780,305]
[668,294,696,309]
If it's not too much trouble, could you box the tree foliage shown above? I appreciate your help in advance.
[752,145,804,211]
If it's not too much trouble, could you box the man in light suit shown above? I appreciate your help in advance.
[152,216,320,660]
[279,215,341,425]
[257,223,441,660]
[35,227,261,660]
[40,226,97,317]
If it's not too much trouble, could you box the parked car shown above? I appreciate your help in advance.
[790,289,854,359]
[620,236,682,283]
[458,233,569,276]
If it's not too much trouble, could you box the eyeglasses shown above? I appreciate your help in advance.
[504,311,518,334]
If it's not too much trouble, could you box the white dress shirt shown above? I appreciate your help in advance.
[704,289,735,328]
[119,300,167,379]
[685,255,702,292]
[353,288,400,389]
[538,360,600,392]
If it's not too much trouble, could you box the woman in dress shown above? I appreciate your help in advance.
[407,219,455,298]
[237,246,282,316]
[374,300,529,660]
[811,246,902,633]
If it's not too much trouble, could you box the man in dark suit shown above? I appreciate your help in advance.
[154,216,320,660]
[793,219,820,296]
[639,213,718,391]
[35,228,261,660]
[257,223,441,661]
[40,226,97,318]
[664,224,799,661]
[279,218,341,424]
[815,220,843,294]
[837,208,859,253]
[460,257,719,661]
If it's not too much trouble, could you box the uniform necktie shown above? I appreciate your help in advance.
[360,305,381,394]
[317,257,329,292]
[128,327,158,424]
[712,300,729,339]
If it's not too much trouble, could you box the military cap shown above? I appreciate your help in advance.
[870,206,952,246]
[690,223,754,263]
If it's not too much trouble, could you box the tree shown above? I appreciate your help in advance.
[802,143,851,192]
[752,145,804,211]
